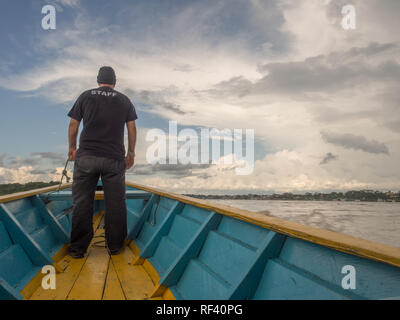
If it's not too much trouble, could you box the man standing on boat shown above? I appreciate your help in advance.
[66,66,137,258]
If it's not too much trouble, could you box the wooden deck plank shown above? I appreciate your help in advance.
[102,260,126,300]
[30,212,104,300]
[67,232,110,300]
[111,246,156,300]
[30,252,89,300]
[29,210,161,300]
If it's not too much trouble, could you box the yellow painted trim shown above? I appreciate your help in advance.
[53,245,70,272]
[163,288,176,300]
[94,191,105,201]
[126,181,400,268]
[0,183,72,204]
[52,244,69,263]
[127,244,175,300]
[150,283,167,298]
[132,256,145,265]
[21,271,44,300]
[142,259,160,285]
[141,259,177,300]
[127,240,141,257]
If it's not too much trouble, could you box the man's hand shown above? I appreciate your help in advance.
[68,148,77,161]
[68,118,80,161]
[125,154,135,170]
[126,121,136,170]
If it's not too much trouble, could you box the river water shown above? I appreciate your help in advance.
[213,200,400,248]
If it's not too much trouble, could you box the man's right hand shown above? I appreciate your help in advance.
[68,148,77,161]
[125,154,135,170]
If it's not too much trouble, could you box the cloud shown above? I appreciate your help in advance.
[53,0,80,7]
[321,131,389,154]
[31,152,66,165]
[173,64,195,72]
[49,0,80,13]
[0,164,71,184]
[320,152,338,165]
[0,152,70,183]
[208,42,400,99]
[30,169,50,175]
[0,154,7,167]
[130,163,212,178]
[207,76,253,98]
[7,157,42,168]
[0,153,66,170]
[124,88,188,116]
[138,148,400,193]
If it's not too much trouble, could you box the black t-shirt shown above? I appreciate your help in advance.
[68,87,138,161]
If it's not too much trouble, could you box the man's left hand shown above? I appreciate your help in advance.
[126,154,135,170]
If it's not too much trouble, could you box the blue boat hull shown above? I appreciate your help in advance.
[0,182,399,300]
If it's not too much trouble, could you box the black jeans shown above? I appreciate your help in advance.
[70,155,127,254]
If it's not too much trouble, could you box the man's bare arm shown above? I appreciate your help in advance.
[68,118,80,161]
[126,120,136,169]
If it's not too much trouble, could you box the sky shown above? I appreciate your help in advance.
[0,0,400,194]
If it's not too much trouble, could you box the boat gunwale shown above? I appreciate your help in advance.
[0,183,73,204]
[126,181,400,268]
[0,181,398,268]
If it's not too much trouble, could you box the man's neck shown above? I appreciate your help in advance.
[99,84,115,89]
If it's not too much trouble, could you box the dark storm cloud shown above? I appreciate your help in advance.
[207,76,253,98]
[320,152,338,165]
[208,42,400,98]
[321,131,389,154]
[310,106,377,125]
[162,104,186,115]
[124,88,187,115]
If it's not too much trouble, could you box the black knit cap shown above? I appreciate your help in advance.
[97,66,116,85]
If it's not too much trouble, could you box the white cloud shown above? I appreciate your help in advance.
[54,0,80,7]
[0,166,69,184]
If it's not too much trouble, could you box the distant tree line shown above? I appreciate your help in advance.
[0,182,59,196]
[185,190,400,202]
[1,182,399,202]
